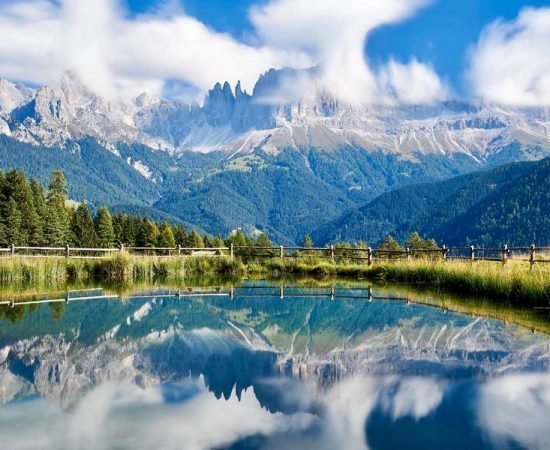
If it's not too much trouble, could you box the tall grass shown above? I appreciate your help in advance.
[245,257,550,306]
[0,254,547,305]
[0,253,245,284]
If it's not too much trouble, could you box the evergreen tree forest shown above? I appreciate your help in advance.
[0,169,440,251]
[0,169,275,249]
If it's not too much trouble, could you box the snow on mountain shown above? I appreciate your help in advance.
[4,71,170,151]
[0,69,549,164]
[0,78,34,113]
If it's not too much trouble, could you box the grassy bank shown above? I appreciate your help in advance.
[0,253,245,284]
[0,254,548,305]
[246,257,550,306]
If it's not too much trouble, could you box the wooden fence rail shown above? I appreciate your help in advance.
[0,244,548,269]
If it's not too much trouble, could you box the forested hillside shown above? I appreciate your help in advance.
[0,135,483,244]
[0,169,268,250]
[314,158,550,247]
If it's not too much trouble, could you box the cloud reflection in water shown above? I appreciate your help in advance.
[1,373,549,450]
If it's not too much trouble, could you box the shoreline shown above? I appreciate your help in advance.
[0,254,548,306]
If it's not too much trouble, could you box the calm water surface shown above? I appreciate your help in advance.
[0,283,549,450]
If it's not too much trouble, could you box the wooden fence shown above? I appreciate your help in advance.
[0,243,548,270]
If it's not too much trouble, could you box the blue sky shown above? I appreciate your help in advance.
[123,0,549,95]
[0,0,549,105]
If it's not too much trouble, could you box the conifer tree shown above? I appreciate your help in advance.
[121,215,140,246]
[256,233,272,247]
[157,222,176,248]
[45,171,70,246]
[210,236,225,248]
[172,224,187,245]
[378,235,402,251]
[0,213,5,245]
[227,229,248,247]
[0,170,6,245]
[5,170,41,245]
[406,232,438,250]
[4,198,22,245]
[302,234,314,248]
[71,202,97,247]
[137,219,159,247]
[29,179,47,245]
[95,205,115,248]
[184,230,204,248]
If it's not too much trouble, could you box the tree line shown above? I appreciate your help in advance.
[0,169,439,250]
[0,169,277,249]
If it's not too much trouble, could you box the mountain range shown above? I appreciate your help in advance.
[0,69,549,244]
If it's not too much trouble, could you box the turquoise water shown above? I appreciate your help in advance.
[0,283,549,449]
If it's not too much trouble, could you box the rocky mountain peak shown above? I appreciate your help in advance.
[134,92,159,109]
[0,68,548,161]
[0,77,34,113]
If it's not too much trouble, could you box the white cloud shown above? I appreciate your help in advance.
[378,59,447,104]
[468,7,550,106]
[0,0,446,104]
[250,0,445,104]
[0,0,310,99]
[476,374,550,449]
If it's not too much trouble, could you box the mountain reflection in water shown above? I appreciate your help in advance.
[0,284,549,450]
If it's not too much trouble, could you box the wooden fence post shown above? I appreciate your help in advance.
[120,244,124,253]
[367,247,372,266]
[65,244,70,259]
[501,245,508,265]
[330,245,335,262]
[10,243,15,257]
[406,247,411,261]
[280,245,284,259]
[230,244,234,261]
[442,245,447,262]
[530,244,535,271]
[178,244,182,257]
[470,245,475,261]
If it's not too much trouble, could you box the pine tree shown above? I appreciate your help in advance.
[157,222,176,248]
[406,232,438,250]
[29,179,47,245]
[0,212,5,245]
[44,171,70,246]
[122,215,141,246]
[210,236,225,248]
[378,235,402,251]
[256,233,272,247]
[5,170,41,245]
[0,170,6,245]
[71,202,97,247]
[227,229,248,247]
[95,206,115,248]
[137,219,159,247]
[184,230,204,248]
[172,224,187,245]
[302,234,314,248]
[4,198,22,245]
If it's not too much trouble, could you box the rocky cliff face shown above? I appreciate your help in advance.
[0,69,548,163]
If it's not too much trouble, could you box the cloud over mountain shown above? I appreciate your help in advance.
[250,0,445,104]
[0,1,548,107]
[0,0,443,104]
[468,7,550,106]
[0,0,310,99]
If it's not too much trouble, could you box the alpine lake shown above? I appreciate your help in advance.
[0,278,549,450]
